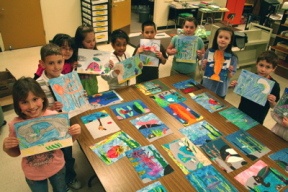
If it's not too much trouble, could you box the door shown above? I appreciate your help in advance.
[110,0,131,34]
[0,0,46,50]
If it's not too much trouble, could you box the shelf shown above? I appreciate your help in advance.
[245,40,269,46]
[276,34,288,40]
[271,45,288,54]
[278,59,288,70]
[280,23,288,27]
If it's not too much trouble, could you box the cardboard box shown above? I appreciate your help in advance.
[0,69,16,98]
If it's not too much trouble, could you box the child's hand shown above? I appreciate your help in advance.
[114,70,120,75]
[137,47,144,54]
[108,60,114,69]
[52,101,63,111]
[197,50,204,59]
[283,116,288,127]
[3,136,19,150]
[72,61,78,70]
[201,59,207,70]
[69,124,81,140]
[228,66,234,78]
[155,51,162,59]
[229,80,238,88]
[169,48,177,55]
[268,94,277,108]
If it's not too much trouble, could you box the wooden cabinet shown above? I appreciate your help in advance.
[80,0,109,43]
[271,10,288,79]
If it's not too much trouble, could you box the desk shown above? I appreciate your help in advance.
[168,5,198,28]
[71,75,288,191]
[199,9,228,25]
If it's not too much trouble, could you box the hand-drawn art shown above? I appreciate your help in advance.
[176,35,198,63]
[190,92,226,113]
[273,87,288,119]
[186,165,238,192]
[88,90,123,109]
[162,137,211,175]
[235,160,288,191]
[125,144,174,183]
[268,148,288,172]
[110,99,150,120]
[200,138,247,173]
[114,54,143,84]
[225,130,270,161]
[135,79,170,96]
[48,71,91,118]
[173,79,201,94]
[14,113,72,157]
[80,110,120,139]
[77,48,110,75]
[129,113,173,142]
[164,102,203,126]
[150,89,187,108]
[140,39,161,67]
[219,107,259,131]
[234,69,275,106]
[90,131,140,165]
[179,120,222,146]
[136,181,168,192]
[203,49,232,82]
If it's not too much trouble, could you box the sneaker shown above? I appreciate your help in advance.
[68,178,81,190]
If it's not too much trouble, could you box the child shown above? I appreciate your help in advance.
[166,17,205,80]
[3,77,81,192]
[34,33,77,80]
[133,20,168,83]
[101,29,131,90]
[237,51,280,124]
[201,27,238,98]
[36,43,82,190]
[74,24,98,96]
[271,111,288,141]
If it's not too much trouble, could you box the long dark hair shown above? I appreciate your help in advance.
[212,27,235,54]
[74,24,97,50]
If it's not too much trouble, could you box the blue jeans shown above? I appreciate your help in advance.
[61,146,76,184]
[25,166,66,192]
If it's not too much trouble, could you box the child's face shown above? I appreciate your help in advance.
[112,38,127,57]
[60,42,73,60]
[142,26,156,39]
[19,91,44,119]
[256,60,275,78]
[82,32,96,49]
[217,30,231,50]
[183,21,196,36]
[40,54,64,79]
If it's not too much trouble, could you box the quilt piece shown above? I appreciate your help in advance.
[135,79,170,96]
[173,79,201,94]
[190,92,226,113]
[88,90,123,109]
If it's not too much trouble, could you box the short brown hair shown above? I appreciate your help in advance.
[40,43,62,61]
[257,51,278,68]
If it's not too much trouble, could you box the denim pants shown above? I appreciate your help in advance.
[25,166,66,192]
[61,146,76,184]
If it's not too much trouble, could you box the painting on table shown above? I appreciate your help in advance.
[173,79,201,94]
[88,90,123,109]
[136,181,167,192]
[150,89,187,108]
[190,92,226,113]
[135,79,170,96]
[268,148,288,172]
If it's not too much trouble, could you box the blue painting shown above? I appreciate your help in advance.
[150,89,187,108]
[190,92,226,113]
[273,87,288,118]
[88,90,123,109]
[234,69,275,106]
[176,35,198,63]
[136,181,168,192]
[136,79,170,96]
[173,79,201,94]
[268,148,288,172]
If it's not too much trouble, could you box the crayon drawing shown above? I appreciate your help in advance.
[135,79,170,96]
[48,71,91,118]
[176,35,198,63]
[173,79,201,94]
[179,120,222,146]
[140,39,160,67]
[129,113,173,142]
[150,89,187,108]
[162,137,211,175]
[186,165,238,192]
[77,48,110,74]
[164,102,203,126]
[234,160,288,191]
[125,144,174,183]
[88,90,123,109]
[201,138,247,173]
[14,113,72,157]
[225,130,270,161]
[219,107,259,131]
[110,99,150,120]
[190,92,226,113]
[90,131,140,165]
[234,69,275,106]
[268,148,288,172]
[80,110,120,139]
[136,181,168,192]
[273,87,288,118]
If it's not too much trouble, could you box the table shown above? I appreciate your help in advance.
[168,5,198,28]
[199,9,228,25]
[70,74,288,192]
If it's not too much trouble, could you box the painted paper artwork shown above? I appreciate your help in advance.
[164,102,203,126]
[110,99,150,120]
[136,181,168,192]
[88,90,123,109]
[219,107,259,131]
[135,79,170,96]
[190,92,226,113]
[179,120,222,146]
[186,165,238,192]
[140,39,160,67]
[273,87,288,118]
[130,113,172,142]
[176,35,198,63]
[200,138,247,173]
[114,54,143,84]
[125,144,174,183]
[90,131,140,165]
[150,89,187,108]
[14,113,72,157]
[225,130,270,161]
[173,79,201,94]
[234,160,288,191]
[80,110,120,139]
[268,148,288,172]
[162,137,211,175]
[234,69,275,106]
[77,48,110,75]
[48,71,91,118]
